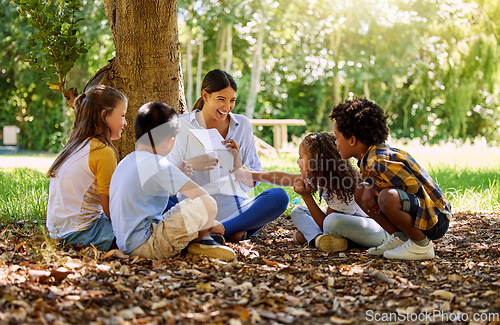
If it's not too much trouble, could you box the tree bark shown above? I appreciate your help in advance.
[218,25,226,69]
[101,0,186,158]
[225,24,233,72]
[196,34,204,100]
[186,27,193,109]
[245,24,264,118]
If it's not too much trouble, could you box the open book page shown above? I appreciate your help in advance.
[188,128,227,151]
[187,128,234,182]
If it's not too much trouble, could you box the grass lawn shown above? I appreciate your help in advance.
[1,141,499,227]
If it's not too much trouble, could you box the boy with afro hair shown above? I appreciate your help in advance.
[329,97,452,260]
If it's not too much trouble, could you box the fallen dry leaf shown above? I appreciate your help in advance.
[0,212,498,324]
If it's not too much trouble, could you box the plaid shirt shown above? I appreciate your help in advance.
[359,143,451,231]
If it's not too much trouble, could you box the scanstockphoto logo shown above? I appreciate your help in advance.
[365,310,500,323]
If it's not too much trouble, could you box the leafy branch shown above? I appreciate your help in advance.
[12,0,88,108]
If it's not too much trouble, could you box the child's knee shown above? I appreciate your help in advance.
[290,205,309,222]
[198,194,217,220]
[378,188,402,213]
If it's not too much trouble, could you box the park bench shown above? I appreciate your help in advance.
[250,119,306,157]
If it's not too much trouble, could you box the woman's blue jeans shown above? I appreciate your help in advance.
[219,188,289,238]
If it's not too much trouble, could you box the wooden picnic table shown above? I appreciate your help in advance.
[250,119,306,152]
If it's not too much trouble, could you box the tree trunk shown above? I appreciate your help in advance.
[101,0,186,158]
[186,27,193,109]
[245,24,264,118]
[218,25,226,69]
[196,34,204,100]
[363,78,370,99]
[225,24,232,72]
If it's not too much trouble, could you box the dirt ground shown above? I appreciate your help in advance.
[0,212,500,324]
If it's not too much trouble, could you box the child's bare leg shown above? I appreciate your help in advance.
[193,194,218,242]
[354,186,399,234]
[377,189,426,241]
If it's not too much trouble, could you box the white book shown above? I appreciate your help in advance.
[186,128,235,182]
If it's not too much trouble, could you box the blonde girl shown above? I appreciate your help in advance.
[235,132,389,252]
[46,85,127,251]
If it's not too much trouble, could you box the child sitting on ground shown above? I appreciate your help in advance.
[46,85,128,251]
[110,102,235,261]
[330,97,452,260]
[234,132,389,253]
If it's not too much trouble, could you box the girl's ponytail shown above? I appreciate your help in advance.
[192,97,204,111]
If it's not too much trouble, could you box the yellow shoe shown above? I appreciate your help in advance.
[314,234,348,253]
[187,239,236,261]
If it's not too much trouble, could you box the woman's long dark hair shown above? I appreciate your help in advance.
[47,85,127,178]
[302,132,361,204]
[192,69,237,111]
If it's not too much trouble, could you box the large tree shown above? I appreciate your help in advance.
[97,0,186,156]
[13,0,186,157]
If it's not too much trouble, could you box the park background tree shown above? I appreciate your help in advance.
[8,0,186,157]
[3,0,499,153]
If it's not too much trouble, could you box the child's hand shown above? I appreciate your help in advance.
[188,154,218,171]
[361,185,380,214]
[293,178,312,196]
[178,160,193,177]
[231,166,252,182]
[209,220,225,236]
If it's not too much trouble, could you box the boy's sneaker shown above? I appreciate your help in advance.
[383,239,435,260]
[187,238,236,261]
[314,234,348,253]
[211,234,225,245]
[367,235,405,255]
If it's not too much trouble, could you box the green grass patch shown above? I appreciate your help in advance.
[429,165,500,213]
[0,168,49,227]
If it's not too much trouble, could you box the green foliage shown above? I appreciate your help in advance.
[179,0,500,144]
[2,0,113,151]
[12,0,88,89]
[4,0,500,151]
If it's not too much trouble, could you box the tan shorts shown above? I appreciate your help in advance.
[130,197,209,259]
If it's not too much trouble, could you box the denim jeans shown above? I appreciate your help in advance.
[218,188,289,238]
[291,205,389,247]
[62,214,115,251]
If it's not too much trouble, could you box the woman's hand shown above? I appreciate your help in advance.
[222,139,243,168]
[188,154,218,171]
[177,160,193,177]
[293,178,312,197]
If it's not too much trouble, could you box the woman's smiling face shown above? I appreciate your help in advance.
[202,86,237,121]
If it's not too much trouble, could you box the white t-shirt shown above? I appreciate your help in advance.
[321,189,367,217]
[47,138,117,238]
[110,151,190,253]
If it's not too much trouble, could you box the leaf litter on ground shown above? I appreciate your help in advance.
[0,213,500,324]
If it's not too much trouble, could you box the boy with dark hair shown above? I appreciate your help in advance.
[330,97,452,260]
[110,102,235,261]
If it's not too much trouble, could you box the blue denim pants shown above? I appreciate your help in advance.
[218,188,289,238]
[62,214,115,251]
